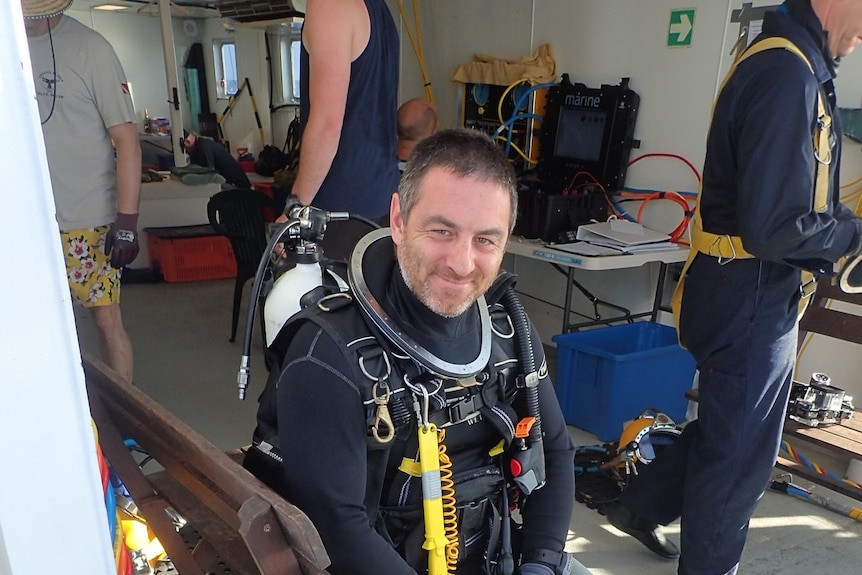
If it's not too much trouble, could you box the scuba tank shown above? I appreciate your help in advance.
[237,197,379,400]
[263,247,323,347]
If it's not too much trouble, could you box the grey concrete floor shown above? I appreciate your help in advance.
[75,277,862,575]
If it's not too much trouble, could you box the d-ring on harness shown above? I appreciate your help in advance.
[360,351,396,444]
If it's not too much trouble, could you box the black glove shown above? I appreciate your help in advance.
[282,193,305,219]
[105,212,140,269]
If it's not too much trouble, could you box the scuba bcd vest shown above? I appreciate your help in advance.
[244,229,550,575]
[671,36,833,332]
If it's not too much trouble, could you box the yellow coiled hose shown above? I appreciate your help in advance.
[438,429,459,571]
[419,424,459,575]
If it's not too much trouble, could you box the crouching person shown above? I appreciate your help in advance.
[245,129,589,575]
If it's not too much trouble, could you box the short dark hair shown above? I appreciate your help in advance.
[398,129,518,232]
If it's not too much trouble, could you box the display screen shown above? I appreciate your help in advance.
[553,107,607,162]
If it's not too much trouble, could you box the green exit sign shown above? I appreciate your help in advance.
[668,9,696,47]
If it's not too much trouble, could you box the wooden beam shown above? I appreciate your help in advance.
[83,352,330,575]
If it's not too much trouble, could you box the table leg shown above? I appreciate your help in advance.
[651,262,669,322]
[563,267,575,334]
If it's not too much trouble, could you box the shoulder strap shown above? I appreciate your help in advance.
[266,293,416,524]
[672,36,830,328]
[691,36,829,261]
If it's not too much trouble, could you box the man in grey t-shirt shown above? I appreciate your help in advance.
[23,0,141,383]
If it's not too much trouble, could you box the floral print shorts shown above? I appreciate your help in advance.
[61,226,121,307]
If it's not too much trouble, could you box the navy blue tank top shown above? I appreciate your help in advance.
[299,0,400,219]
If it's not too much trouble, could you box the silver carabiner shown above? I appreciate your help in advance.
[814,116,833,166]
[419,384,431,431]
[371,382,395,444]
[716,235,737,266]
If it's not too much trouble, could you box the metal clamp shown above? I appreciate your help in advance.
[814,115,833,165]
[800,276,818,299]
[714,235,738,265]
[371,382,395,444]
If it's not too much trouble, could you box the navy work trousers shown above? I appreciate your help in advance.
[619,256,798,575]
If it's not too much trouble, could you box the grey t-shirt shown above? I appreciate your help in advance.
[28,16,137,230]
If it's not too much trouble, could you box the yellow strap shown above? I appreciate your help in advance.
[689,222,754,261]
[747,40,830,214]
[418,424,448,575]
[696,36,830,260]
[489,439,506,458]
[674,37,830,332]
[399,457,423,477]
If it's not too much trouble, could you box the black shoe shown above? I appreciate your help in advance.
[604,502,680,559]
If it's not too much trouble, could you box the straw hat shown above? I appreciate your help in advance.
[21,0,73,19]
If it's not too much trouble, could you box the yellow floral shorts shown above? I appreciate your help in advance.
[61,226,121,308]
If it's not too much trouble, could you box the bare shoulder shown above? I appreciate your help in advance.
[305,0,367,28]
[304,0,370,59]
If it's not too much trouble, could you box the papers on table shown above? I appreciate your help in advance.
[553,242,626,256]
[553,220,679,255]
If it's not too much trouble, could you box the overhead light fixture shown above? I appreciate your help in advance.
[93,3,128,10]
[216,0,303,23]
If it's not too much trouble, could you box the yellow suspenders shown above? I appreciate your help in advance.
[671,37,832,330]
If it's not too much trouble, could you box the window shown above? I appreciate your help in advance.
[272,18,303,106]
[213,38,239,99]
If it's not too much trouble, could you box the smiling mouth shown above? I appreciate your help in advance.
[436,274,472,288]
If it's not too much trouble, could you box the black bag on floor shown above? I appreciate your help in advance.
[255,145,288,177]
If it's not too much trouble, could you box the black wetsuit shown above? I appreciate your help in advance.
[261,259,574,575]
[188,136,252,189]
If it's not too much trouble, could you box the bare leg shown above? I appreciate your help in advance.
[90,303,134,383]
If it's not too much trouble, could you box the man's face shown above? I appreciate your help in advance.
[390,167,511,318]
[182,133,196,153]
[814,0,862,58]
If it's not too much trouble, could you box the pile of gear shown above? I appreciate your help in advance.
[574,410,682,513]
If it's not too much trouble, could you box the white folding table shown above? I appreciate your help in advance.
[506,236,690,332]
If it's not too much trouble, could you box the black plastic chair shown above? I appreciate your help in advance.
[207,188,279,342]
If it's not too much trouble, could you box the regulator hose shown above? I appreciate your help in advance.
[502,287,544,451]
[238,218,300,400]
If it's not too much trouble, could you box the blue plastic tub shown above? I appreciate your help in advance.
[552,322,696,441]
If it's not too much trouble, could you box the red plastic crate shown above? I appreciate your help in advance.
[145,225,237,282]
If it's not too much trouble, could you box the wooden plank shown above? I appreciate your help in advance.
[148,471,261,575]
[812,281,862,306]
[783,418,862,460]
[775,456,862,502]
[841,415,862,434]
[799,307,862,345]
[90,390,206,575]
[82,352,331,575]
[239,496,304,575]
